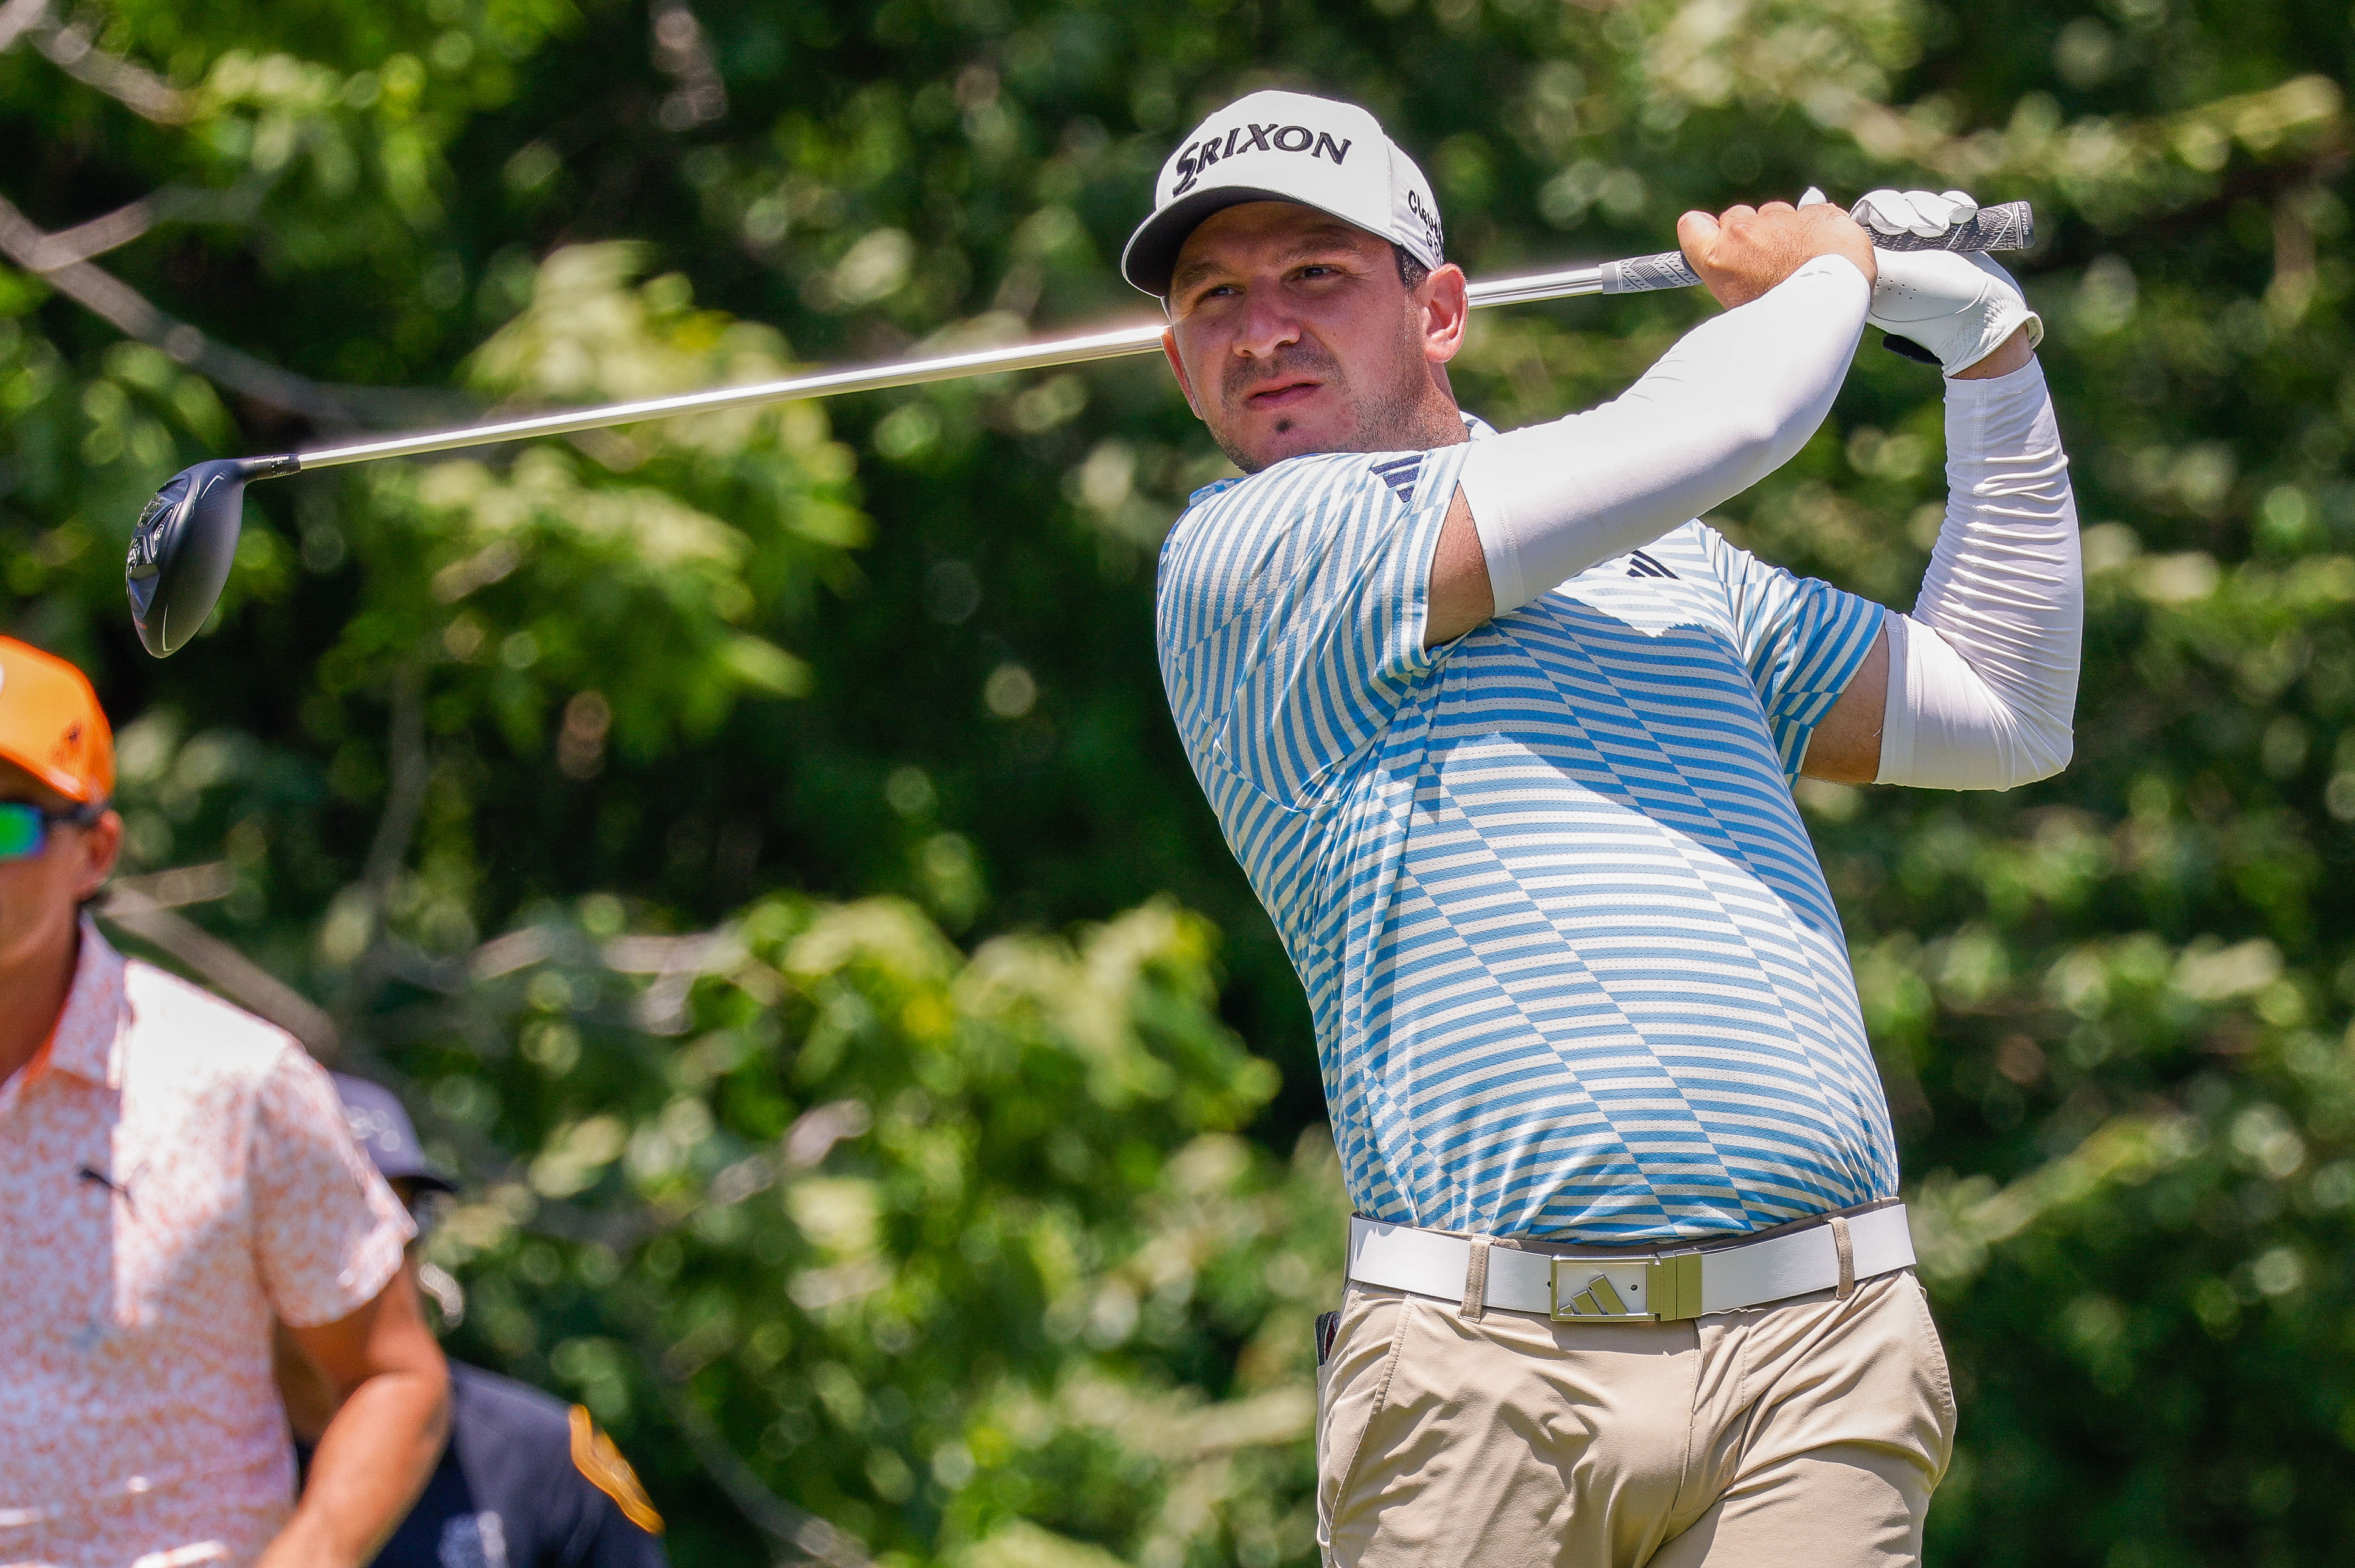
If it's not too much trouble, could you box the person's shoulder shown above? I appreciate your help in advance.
[1646,520,1722,576]
[1163,451,1440,599]
[1673,517,1796,593]
[449,1363,669,1547]
[119,957,302,1080]
[450,1360,576,1443]
[1176,450,1418,531]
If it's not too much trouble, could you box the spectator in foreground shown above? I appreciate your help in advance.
[277,1075,669,1568]
[0,636,450,1568]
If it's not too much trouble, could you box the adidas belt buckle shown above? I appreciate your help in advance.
[1548,1252,1704,1322]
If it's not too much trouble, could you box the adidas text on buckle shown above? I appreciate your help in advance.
[1548,1253,1704,1322]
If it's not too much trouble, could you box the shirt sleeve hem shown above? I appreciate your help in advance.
[1782,599,1888,780]
[273,1213,413,1329]
[1405,443,1478,662]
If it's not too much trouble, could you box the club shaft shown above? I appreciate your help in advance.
[287,194,2036,471]
[293,266,1606,470]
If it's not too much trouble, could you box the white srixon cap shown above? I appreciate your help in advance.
[1122,90,1444,297]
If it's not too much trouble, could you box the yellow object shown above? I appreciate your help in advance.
[568,1405,665,1535]
[0,638,114,803]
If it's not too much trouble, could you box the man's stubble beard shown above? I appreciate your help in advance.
[1212,312,1461,475]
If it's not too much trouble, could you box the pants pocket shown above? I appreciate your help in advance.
[1902,1271,1960,1476]
[1317,1290,1412,1561]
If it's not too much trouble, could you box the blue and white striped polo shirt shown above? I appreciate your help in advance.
[1156,430,1897,1243]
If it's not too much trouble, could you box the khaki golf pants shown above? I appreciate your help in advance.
[1316,1267,1956,1568]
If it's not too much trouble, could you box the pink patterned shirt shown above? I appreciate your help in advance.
[0,922,412,1568]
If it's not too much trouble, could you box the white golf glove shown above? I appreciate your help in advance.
[1802,186,2043,376]
[1852,187,1979,239]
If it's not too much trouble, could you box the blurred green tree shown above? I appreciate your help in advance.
[7,0,2355,1561]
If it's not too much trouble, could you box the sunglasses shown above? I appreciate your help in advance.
[0,800,103,862]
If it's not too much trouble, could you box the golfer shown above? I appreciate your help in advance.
[0,637,449,1568]
[1128,92,2078,1566]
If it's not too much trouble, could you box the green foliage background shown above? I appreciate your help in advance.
[4,0,2353,1561]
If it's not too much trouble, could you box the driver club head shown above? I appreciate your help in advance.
[126,454,300,657]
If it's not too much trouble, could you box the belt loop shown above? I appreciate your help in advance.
[1461,1239,1491,1320]
[1829,1214,1855,1300]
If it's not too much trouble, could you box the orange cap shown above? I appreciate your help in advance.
[0,638,114,805]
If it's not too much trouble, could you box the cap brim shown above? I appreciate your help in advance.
[1121,187,1376,297]
[0,741,99,804]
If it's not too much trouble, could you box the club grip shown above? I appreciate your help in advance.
[1599,199,2036,295]
[1872,198,2035,255]
[1600,250,1706,294]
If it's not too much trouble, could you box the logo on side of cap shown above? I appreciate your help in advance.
[1405,186,1443,258]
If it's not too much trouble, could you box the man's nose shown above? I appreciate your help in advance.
[1232,285,1302,360]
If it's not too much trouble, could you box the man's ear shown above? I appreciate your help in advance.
[1419,263,1471,365]
[74,811,122,902]
[1160,326,1205,421]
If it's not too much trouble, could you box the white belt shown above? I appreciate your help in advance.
[1346,1204,1915,1322]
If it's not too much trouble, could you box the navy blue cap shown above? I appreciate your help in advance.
[334,1074,458,1194]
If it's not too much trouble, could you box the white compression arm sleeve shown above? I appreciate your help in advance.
[1875,358,2081,789]
[1458,255,1869,613]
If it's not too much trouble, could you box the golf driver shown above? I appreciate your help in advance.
[126,198,2033,657]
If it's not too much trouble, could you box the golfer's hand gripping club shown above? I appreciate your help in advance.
[1596,197,2033,295]
[1844,190,2043,374]
[126,197,2034,658]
